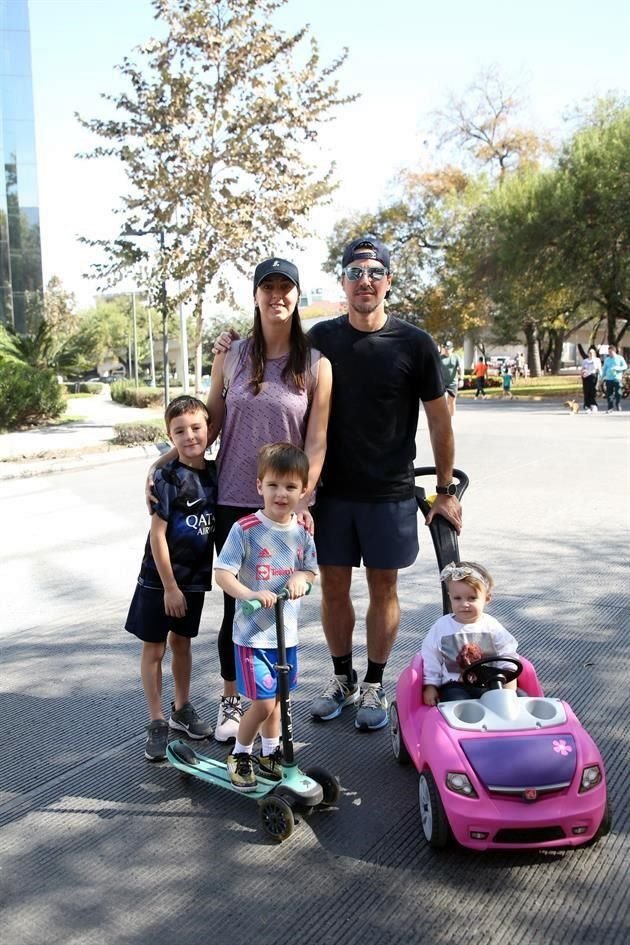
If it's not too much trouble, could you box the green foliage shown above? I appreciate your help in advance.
[0,362,66,430]
[112,420,166,445]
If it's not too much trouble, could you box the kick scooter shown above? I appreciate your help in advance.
[167,586,340,842]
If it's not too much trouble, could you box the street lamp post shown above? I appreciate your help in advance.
[159,229,169,406]
[122,225,169,407]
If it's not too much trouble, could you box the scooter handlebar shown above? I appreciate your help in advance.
[241,581,312,616]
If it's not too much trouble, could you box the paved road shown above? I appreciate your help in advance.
[1,400,628,945]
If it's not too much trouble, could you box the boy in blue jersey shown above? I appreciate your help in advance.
[214,443,318,791]
[126,395,216,761]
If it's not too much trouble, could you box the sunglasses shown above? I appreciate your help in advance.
[343,265,389,282]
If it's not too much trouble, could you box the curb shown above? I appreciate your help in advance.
[0,442,165,482]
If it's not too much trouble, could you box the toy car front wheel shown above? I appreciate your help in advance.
[305,766,341,806]
[259,795,295,842]
[389,701,411,765]
[418,770,451,848]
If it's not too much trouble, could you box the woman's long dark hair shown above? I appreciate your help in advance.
[248,304,311,395]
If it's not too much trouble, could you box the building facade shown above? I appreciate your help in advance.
[0,0,43,334]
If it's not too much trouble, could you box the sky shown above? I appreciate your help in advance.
[26,0,630,310]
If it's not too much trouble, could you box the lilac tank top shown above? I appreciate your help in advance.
[217,341,316,507]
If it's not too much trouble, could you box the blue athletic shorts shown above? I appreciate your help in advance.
[313,496,419,569]
[125,585,205,643]
[234,644,298,700]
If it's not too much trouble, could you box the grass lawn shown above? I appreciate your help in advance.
[460,375,583,399]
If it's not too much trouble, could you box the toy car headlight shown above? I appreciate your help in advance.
[446,772,477,798]
[579,765,603,793]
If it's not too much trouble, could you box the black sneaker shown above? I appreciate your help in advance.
[145,719,169,761]
[256,746,283,781]
[168,701,213,739]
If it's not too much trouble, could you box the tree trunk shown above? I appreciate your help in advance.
[550,329,564,374]
[524,320,542,377]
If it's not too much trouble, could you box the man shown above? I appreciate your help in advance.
[308,235,462,732]
[439,341,464,417]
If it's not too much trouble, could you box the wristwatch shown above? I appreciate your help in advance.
[436,482,457,496]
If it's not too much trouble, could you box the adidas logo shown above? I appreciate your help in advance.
[272,260,280,267]
[258,547,272,558]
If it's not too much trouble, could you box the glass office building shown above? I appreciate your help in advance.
[0,0,43,334]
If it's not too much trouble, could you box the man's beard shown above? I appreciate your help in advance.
[349,296,380,316]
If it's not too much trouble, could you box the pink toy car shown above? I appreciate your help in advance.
[390,653,611,850]
[389,468,612,851]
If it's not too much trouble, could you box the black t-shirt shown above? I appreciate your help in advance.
[138,458,217,592]
[308,315,444,501]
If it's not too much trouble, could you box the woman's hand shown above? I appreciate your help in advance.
[296,507,314,535]
[145,467,159,512]
[212,327,240,355]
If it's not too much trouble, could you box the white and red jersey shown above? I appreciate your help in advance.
[215,510,318,648]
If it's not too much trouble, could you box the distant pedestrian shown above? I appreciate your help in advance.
[439,341,464,416]
[580,346,601,413]
[126,395,216,762]
[600,345,627,413]
[500,364,514,400]
[515,352,526,378]
[473,357,488,399]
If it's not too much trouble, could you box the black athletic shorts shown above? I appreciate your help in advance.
[125,585,205,643]
[313,496,419,569]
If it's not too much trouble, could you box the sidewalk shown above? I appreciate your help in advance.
[0,387,166,480]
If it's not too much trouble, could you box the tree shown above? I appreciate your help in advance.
[434,66,551,182]
[78,0,354,388]
[552,105,630,345]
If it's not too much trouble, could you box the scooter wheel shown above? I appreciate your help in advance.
[304,766,341,806]
[259,795,295,842]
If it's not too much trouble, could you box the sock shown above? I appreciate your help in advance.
[364,659,386,687]
[233,740,253,756]
[332,653,353,681]
[261,736,280,757]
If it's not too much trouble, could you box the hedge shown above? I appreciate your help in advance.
[0,361,66,430]
[110,381,171,408]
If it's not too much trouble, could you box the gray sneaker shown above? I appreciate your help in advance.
[310,671,359,721]
[355,684,388,731]
[168,701,213,739]
[144,719,168,761]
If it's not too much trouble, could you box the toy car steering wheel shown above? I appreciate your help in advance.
[461,656,522,689]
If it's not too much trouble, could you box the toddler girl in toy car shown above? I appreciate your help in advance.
[421,561,518,706]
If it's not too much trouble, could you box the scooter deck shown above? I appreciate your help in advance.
[167,739,324,805]
[167,740,278,798]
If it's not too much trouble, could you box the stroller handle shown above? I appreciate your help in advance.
[413,467,469,616]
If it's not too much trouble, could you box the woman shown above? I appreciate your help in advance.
[580,346,601,413]
[149,257,332,742]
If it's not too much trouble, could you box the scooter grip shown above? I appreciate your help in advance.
[241,582,312,616]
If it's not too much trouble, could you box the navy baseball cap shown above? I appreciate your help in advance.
[253,258,300,292]
[342,235,391,271]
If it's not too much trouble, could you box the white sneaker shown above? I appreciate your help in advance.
[214,695,243,743]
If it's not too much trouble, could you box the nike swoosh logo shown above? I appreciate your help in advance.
[186,499,204,507]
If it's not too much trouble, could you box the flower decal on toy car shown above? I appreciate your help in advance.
[552,739,573,756]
